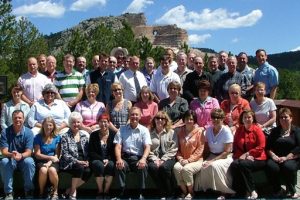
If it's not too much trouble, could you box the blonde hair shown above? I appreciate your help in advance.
[85,84,100,96]
[40,117,58,138]
[151,111,172,133]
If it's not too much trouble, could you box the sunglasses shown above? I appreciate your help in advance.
[46,91,55,95]
[212,116,222,120]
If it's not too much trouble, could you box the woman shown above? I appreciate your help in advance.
[1,84,30,129]
[229,110,267,199]
[266,108,300,198]
[190,80,220,130]
[75,84,106,133]
[28,83,70,135]
[34,117,61,199]
[88,114,115,199]
[173,110,205,199]
[142,57,156,87]
[106,82,132,132]
[60,112,91,200]
[194,109,235,198]
[220,84,250,134]
[148,111,178,199]
[158,81,188,128]
[134,86,158,128]
[250,82,277,135]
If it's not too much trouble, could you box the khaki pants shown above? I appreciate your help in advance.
[173,160,203,186]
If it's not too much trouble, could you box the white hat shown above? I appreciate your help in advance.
[110,47,129,57]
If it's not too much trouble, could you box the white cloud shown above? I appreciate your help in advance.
[290,46,300,52]
[231,38,239,43]
[70,0,106,11]
[188,34,211,45]
[12,1,65,18]
[124,0,154,13]
[155,5,263,30]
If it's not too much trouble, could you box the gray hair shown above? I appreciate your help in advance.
[42,83,58,94]
[68,112,83,125]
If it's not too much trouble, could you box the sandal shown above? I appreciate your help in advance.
[291,193,300,199]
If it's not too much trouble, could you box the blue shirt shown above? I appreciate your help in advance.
[34,134,61,156]
[114,123,152,156]
[254,62,279,95]
[0,125,34,153]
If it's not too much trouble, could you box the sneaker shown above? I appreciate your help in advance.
[184,193,193,200]
[5,193,13,200]
[69,195,77,200]
[51,192,59,200]
[247,190,258,199]
[139,194,144,200]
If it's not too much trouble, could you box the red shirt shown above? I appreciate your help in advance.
[233,124,267,160]
[220,98,250,127]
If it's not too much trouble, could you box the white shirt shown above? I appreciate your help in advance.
[18,72,51,102]
[150,70,181,100]
[119,69,147,102]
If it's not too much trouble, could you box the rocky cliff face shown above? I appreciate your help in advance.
[46,13,188,53]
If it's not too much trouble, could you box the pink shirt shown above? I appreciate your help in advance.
[135,101,158,127]
[75,100,106,126]
[190,97,220,128]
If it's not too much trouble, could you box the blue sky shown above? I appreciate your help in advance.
[11,0,300,56]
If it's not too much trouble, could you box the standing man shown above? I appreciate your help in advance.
[218,51,229,73]
[187,51,196,70]
[45,55,58,82]
[254,49,279,99]
[174,52,192,86]
[119,56,147,104]
[18,57,51,107]
[0,110,35,200]
[183,56,212,103]
[114,107,152,199]
[91,55,100,72]
[150,57,181,102]
[76,56,90,85]
[90,53,118,105]
[37,54,47,74]
[237,52,255,100]
[54,54,85,110]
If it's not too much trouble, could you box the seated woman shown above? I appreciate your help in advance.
[229,110,267,199]
[190,80,219,130]
[220,84,250,134]
[75,84,106,133]
[134,86,158,129]
[148,111,178,199]
[250,82,277,135]
[266,108,300,198]
[194,109,235,198]
[1,84,30,130]
[28,83,70,135]
[89,114,115,199]
[34,117,61,199]
[158,81,188,128]
[106,83,132,132]
[60,112,91,200]
[173,110,205,199]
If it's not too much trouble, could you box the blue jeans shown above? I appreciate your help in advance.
[0,157,35,193]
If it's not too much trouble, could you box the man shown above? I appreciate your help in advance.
[90,53,118,105]
[91,55,100,72]
[0,110,35,200]
[108,56,118,73]
[37,54,47,74]
[157,48,178,72]
[215,56,248,102]
[18,57,51,107]
[75,56,90,85]
[237,52,255,100]
[187,51,196,70]
[254,49,279,99]
[218,51,229,73]
[182,56,212,103]
[174,52,192,86]
[114,107,152,199]
[150,57,181,102]
[119,56,147,103]
[44,55,58,82]
[54,54,85,110]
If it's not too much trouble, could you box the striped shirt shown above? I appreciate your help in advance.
[54,70,84,102]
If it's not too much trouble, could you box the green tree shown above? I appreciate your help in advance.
[12,17,48,75]
[138,36,153,61]
[180,42,189,54]
[277,69,300,99]
[64,29,88,58]
[114,22,139,55]
[0,0,15,60]
[89,24,115,55]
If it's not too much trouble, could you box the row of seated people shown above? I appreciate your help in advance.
[0,105,299,200]
[1,77,275,137]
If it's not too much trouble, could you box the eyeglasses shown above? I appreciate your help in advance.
[113,88,122,92]
[46,91,55,95]
[155,117,165,120]
[212,116,222,120]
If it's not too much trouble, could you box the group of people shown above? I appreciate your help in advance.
[0,46,299,200]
